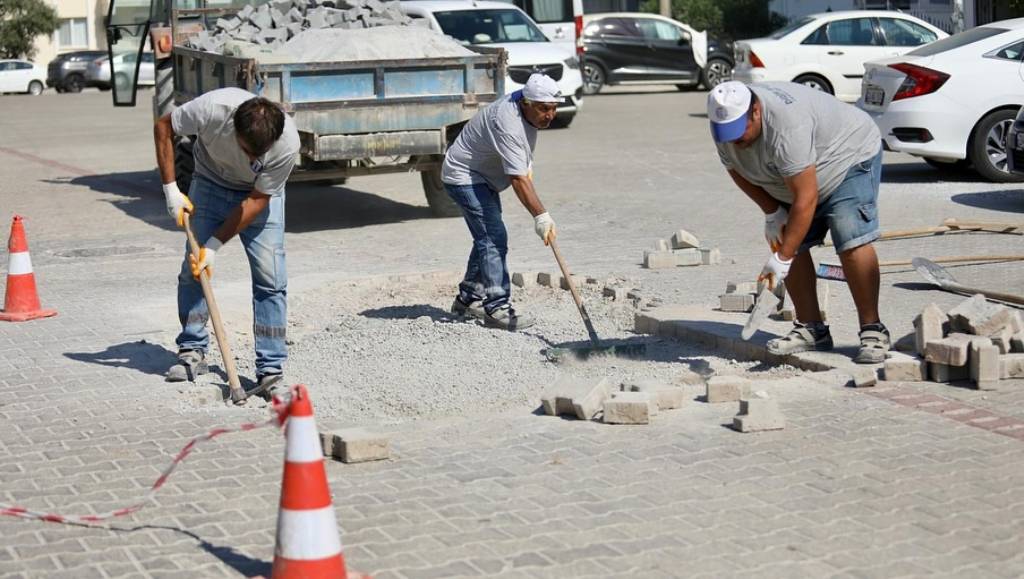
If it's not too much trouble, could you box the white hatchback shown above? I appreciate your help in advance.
[401,0,584,127]
[0,59,46,95]
[733,10,946,102]
[859,18,1024,183]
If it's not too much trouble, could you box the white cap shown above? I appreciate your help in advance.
[707,80,752,143]
[522,74,562,103]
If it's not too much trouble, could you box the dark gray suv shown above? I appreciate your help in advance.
[47,50,107,93]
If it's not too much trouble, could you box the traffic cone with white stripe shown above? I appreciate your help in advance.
[272,385,366,579]
[0,215,56,322]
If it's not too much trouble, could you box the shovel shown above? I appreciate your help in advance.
[741,281,785,340]
[544,238,646,361]
[912,257,1024,307]
[183,214,247,405]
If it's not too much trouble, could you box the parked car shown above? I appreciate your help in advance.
[733,10,946,102]
[493,0,584,50]
[859,18,1024,182]
[401,0,584,127]
[579,13,733,94]
[0,60,46,95]
[1008,106,1024,177]
[47,50,108,93]
[86,51,155,91]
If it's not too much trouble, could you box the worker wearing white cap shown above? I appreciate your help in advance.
[708,80,889,364]
[440,73,562,331]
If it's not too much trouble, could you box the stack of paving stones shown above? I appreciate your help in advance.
[718,279,829,321]
[642,228,721,270]
[885,294,1024,389]
[540,376,693,425]
[319,427,390,463]
[705,377,786,432]
[185,0,415,53]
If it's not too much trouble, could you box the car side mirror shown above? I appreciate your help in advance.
[677,37,689,47]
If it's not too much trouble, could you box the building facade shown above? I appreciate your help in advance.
[31,0,109,65]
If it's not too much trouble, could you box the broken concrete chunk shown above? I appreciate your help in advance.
[719,293,755,313]
[195,384,225,405]
[913,303,946,357]
[1001,354,1024,379]
[673,248,701,267]
[948,294,1014,336]
[511,272,536,288]
[217,16,242,30]
[540,376,612,420]
[643,250,675,269]
[706,375,750,403]
[625,380,685,410]
[670,229,700,249]
[699,247,721,265]
[883,352,926,382]
[970,340,1000,390]
[654,239,670,251]
[603,392,656,424]
[990,326,1013,354]
[733,394,785,432]
[322,428,389,463]
[929,361,970,383]
[924,333,974,366]
[603,286,628,301]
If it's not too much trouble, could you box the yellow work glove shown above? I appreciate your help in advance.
[163,182,194,228]
[189,237,223,280]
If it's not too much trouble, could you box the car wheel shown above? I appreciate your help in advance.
[550,113,575,129]
[701,58,732,89]
[969,109,1024,183]
[582,61,605,95]
[63,74,84,93]
[27,81,43,96]
[793,74,832,95]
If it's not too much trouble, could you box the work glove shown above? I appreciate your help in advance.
[764,206,788,248]
[534,212,556,246]
[758,251,793,290]
[163,182,193,228]
[189,236,223,280]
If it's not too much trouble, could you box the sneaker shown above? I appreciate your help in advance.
[246,373,286,401]
[767,323,834,355]
[165,350,208,382]
[450,297,485,320]
[484,304,534,331]
[855,324,891,364]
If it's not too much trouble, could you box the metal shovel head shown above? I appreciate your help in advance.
[912,257,957,288]
[741,287,781,341]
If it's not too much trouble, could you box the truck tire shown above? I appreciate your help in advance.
[968,108,1023,183]
[174,137,195,192]
[152,59,175,121]
[421,169,461,217]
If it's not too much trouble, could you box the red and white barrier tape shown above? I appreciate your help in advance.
[0,393,294,525]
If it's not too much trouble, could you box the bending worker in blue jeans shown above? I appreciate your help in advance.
[708,80,889,364]
[442,73,561,331]
[154,87,299,396]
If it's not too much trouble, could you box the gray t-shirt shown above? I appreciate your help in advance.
[442,90,538,192]
[172,87,300,196]
[716,82,880,203]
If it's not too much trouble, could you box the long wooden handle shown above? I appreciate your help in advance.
[880,255,1024,267]
[548,239,601,346]
[183,215,245,404]
[942,281,1024,307]
[943,218,1023,234]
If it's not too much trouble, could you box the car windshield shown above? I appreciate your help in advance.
[908,26,1007,56]
[768,16,814,40]
[433,9,548,44]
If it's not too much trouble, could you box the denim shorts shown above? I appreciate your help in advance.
[793,147,883,254]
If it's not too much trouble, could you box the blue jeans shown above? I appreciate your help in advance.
[445,182,510,312]
[177,176,287,377]
[794,147,883,254]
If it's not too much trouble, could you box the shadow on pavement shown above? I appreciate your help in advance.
[951,190,1024,213]
[881,162,980,184]
[53,171,442,233]
[359,304,453,321]
[65,340,177,377]
[111,524,271,577]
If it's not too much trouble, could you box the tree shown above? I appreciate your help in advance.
[641,0,723,36]
[641,0,785,41]
[0,0,60,60]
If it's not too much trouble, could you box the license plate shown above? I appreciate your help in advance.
[865,87,884,106]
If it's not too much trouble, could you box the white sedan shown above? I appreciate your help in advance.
[733,10,946,102]
[0,59,46,95]
[859,18,1024,182]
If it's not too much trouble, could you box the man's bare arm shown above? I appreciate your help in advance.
[154,114,177,185]
[210,192,271,244]
[779,166,819,260]
[510,175,545,216]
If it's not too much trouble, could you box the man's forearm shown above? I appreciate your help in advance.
[211,193,270,244]
[510,175,546,217]
[779,166,819,259]
[728,169,779,214]
[154,115,177,185]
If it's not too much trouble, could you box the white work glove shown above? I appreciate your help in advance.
[189,236,223,280]
[163,182,193,228]
[758,251,793,290]
[764,206,788,248]
[534,212,556,246]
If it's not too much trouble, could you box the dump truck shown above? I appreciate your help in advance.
[104,0,507,216]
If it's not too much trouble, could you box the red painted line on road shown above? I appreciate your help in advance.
[0,146,92,176]
[866,386,1024,442]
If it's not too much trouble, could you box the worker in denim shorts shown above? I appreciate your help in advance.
[709,80,889,364]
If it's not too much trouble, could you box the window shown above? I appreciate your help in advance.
[58,18,88,47]
[635,19,684,42]
[769,16,814,40]
[824,18,878,46]
[879,18,937,47]
[909,26,1008,56]
[528,0,571,24]
[585,18,633,38]
[15,62,33,70]
[0,62,13,71]
[990,40,1024,62]
[433,9,548,44]
[863,0,909,7]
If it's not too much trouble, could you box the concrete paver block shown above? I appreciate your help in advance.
[511,272,536,288]
[643,250,675,269]
[883,352,926,382]
[779,307,795,321]
[948,294,1013,336]
[217,16,242,30]
[677,369,706,386]
[1001,354,1024,379]
[914,303,946,357]
[559,275,582,290]
[625,380,685,410]
[969,339,1000,391]
[847,366,878,388]
[603,286,628,301]
[733,394,785,432]
[194,384,225,405]
[603,392,656,424]
[699,247,721,265]
[726,281,758,294]
[654,239,670,251]
[673,248,701,267]
[925,333,974,366]
[537,272,557,287]
[929,361,970,383]
[323,428,390,463]
[719,293,754,313]
[670,229,700,249]
[990,326,1013,354]
[1010,310,1023,333]
[706,375,750,403]
[540,376,612,420]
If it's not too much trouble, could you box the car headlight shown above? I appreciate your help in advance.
[563,56,579,70]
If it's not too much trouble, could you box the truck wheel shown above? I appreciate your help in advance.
[421,169,461,217]
[969,109,1023,183]
[64,74,84,93]
[174,137,195,192]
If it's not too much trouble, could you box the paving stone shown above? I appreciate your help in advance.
[725,281,758,294]
[194,384,225,405]
[705,375,750,403]
[602,286,628,301]
[216,16,242,30]
[990,326,1013,354]
[323,428,390,463]
[719,293,754,313]
[914,303,946,356]
[699,247,721,265]
[624,380,685,410]
[929,361,970,383]
[673,248,701,267]
[970,339,1000,390]
[670,229,700,249]
[643,250,675,269]
[1001,354,1024,379]
[654,239,670,251]
[924,333,974,366]
[732,394,785,432]
[948,294,1014,336]
[883,352,926,382]
[558,275,582,291]
[540,376,612,420]
[1010,310,1024,333]
[511,272,536,288]
[536,272,557,287]
[603,392,656,424]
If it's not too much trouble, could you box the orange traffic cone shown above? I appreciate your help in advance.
[0,215,57,322]
[272,385,366,579]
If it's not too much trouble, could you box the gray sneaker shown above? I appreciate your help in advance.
[451,297,485,319]
[854,325,891,364]
[165,350,208,382]
[247,373,286,401]
[484,305,534,331]
[767,323,833,355]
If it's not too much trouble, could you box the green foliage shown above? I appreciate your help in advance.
[640,0,786,40]
[640,0,722,35]
[0,0,60,60]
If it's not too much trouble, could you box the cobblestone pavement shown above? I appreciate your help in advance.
[2,89,1024,577]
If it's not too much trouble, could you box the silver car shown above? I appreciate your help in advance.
[86,52,155,91]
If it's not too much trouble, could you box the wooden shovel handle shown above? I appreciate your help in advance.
[548,239,601,346]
